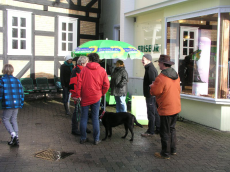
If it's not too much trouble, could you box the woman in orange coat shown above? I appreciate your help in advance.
[150,55,181,160]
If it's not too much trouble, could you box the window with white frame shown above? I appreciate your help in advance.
[58,16,78,56]
[180,26,198,59]
[7,10,32,55]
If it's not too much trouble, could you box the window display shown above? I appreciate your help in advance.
[167,14,218,98]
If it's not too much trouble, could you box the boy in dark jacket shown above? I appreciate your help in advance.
[141,54,160,137]
[0,64,24,146]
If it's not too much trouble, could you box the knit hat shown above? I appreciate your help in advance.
[64,54,72,61]
[143,54,152,61]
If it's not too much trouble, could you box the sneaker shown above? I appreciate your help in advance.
[80,138,89,144]
[94,140,101,145]
[141,132,154,137]
[154,152,170,159]
[71,131,81,136]
[8,136,16,146]
[171,152,177,155]
[15,137,19,146]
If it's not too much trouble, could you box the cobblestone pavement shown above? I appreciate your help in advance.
[0,97,230,172]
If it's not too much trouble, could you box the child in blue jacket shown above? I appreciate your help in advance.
[0,64,24,146]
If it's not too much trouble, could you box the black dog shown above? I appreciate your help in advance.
[100,112,143,141]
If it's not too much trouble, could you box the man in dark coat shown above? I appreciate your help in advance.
[60,54,74,115]
[141,54,160,137]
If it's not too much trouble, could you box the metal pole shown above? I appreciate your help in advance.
[104,59,107,111]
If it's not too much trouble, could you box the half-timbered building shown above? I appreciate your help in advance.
[0,0,100,80]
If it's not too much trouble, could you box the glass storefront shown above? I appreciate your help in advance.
[167,12,230,99]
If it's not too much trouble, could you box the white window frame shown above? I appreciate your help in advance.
[7,9,32,55]
[58,16,78,56]
[180,26,198,59]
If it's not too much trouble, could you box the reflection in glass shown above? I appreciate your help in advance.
[12,29,18,38]
[12,17,18,26]
[183,31,188,38]
[168,13,218,98]
[62,43,66,51]
[20,18,26,27]
[12,40,18,49]
[183,48,187,55]
[62,23,66,31]
[62,33,66,41]
[20,29,26,38]
[190,32,194,39]
[68,23,73,31]
[68,43,73,51]
[68,33,73,41]
[21,40,26,49]
[189,48,194,55]
[183,40,188,47]
[189,40,194,47]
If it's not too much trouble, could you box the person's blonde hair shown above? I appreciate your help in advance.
[116,60,125,67]
[2,64,14,75]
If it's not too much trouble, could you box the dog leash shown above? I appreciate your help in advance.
[99,111,105,119]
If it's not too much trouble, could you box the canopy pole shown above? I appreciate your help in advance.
[104,58,107,111]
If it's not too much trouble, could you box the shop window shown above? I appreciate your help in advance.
[58,16,77,56]
[167,13,218,98]
[218,13,230,99]
[7,10,32,55]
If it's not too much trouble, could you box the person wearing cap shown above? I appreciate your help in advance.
[60,54,74,115]
[150,55,181,159]
[141,54,160,137]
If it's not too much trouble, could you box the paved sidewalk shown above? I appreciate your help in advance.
[0,98,230,172]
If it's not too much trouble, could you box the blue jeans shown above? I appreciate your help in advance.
[115,96,127,112]
[146,96,160,134]
[80,100,100,141]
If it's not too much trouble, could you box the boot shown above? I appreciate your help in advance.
[64,103,71,115]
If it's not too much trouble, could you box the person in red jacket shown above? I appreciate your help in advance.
[76,53,110,145]
[150,55,181,159]
[69,56,90,136]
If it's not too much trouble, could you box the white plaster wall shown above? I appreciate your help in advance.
[180,99,222,130]
[135,0,170,9]
[220,106,230,131]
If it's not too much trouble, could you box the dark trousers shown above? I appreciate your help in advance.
[160,114,178,157]
[145,96,160,134]
[72,103,81,133]
[62,87,70,103]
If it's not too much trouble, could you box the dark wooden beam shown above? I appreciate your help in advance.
[35,56,55,61]
[34,31,55,36]
[80,34,97,39]
[15,0,100,13]
[0,5,99,21]
[86,0,98,7]
[16,61,31,79]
